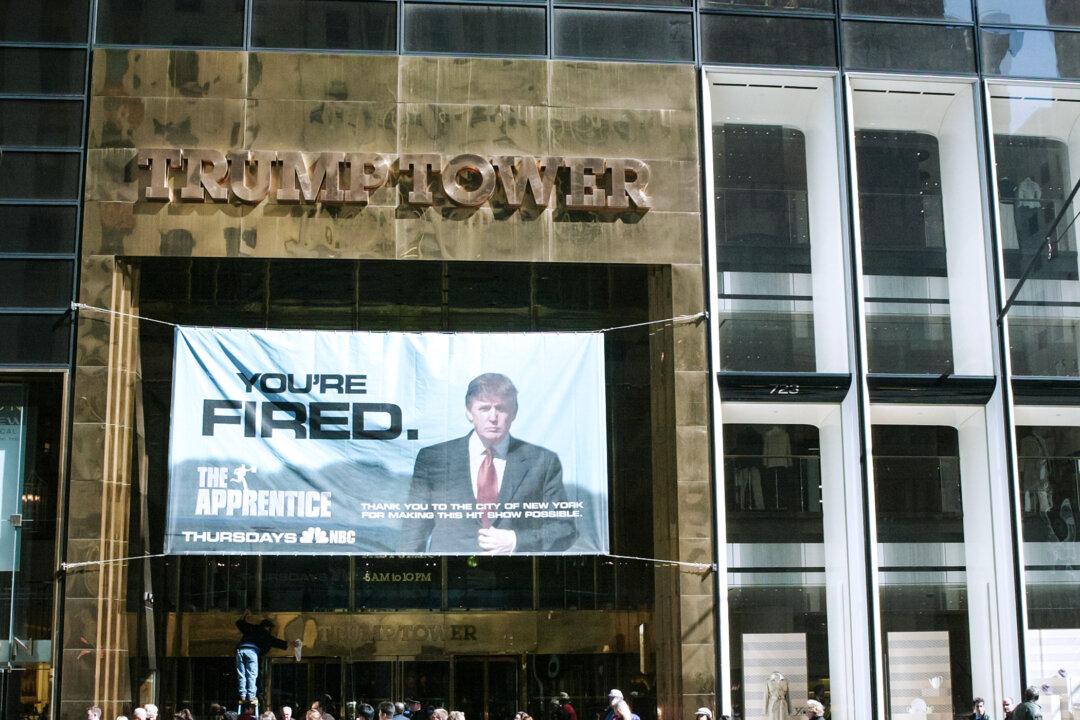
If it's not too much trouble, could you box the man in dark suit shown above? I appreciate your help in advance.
[398,372,577,554]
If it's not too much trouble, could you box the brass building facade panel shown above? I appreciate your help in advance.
[167,611,652,659]
[70,49,712,720]
[82,50,700,266]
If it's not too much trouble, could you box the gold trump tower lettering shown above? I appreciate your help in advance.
[137,149,653,213]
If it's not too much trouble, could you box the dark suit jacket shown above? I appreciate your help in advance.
[397,434,578,553]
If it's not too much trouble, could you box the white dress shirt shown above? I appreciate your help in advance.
[469,431,509,500]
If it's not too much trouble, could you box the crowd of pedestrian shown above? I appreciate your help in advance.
[83,683,1057,720]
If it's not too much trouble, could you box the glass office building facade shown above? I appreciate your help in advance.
[1,1,1080,720]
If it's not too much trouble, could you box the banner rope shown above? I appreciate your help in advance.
[63,302,714,576]
[60,553,170,572]
[71,302,706,333]
[60,552,714,573]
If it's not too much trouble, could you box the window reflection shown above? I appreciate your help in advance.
[728,585,830,720]
[980,0,1080,29]
[1013,421,1076,711]
[853,79,995,378]
[844,21,975,73]
[96,0,245,46]
[724,424,822,542]
[842,0,970,21]
[446,557,533,610]
[990,84,1080,377]
[175,556,258,612]
[252,0,396,51]
[725,421,831,719]
[1017,426,1080,546]
[709,74,848,374]
[872,426,961,543]
[356,558,441,610]
[857,130,952,375]
[262,557,351,612]
[403,3,546,55]
[0,152,81,201]
[873,425,970,720]
[701,0,831,11]
[996,136,1076,281]
[554,9,694,62]
[879,582,972,720]
[700,15,837,67]
[982,28,1080,80]
[715,125,814,372]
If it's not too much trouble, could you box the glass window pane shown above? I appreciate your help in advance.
[0,206,78,254]
[554,9,693,62]
[728,586,831,720]
[0,0,89,42]
[842,0,971,21]
[345,662,394,709]
[446,556,532,609]
[982,28,1080,80]
[700,0,832,12]
[252,0,397,51]
[269,259,357,329]
[404,3,546,56]
[723,419,835,720]
[995,135,1074,282]
[173,557,258,613]
[709,73,849,373]
[559,0,691,8]
[843,21,976,73]
[852,79,993,376]
[355,557,442,609]
[980,0,1080,29]
[0,152,81,201]
[0,313,70,364]
[0,100,83,148]
[358,260,444,331]
[873,426,971,720]
[989,83,1080,377]
[446,261,532,330]
[96,0,244,47]
[725,424,822,541]
[5,379,64,648]
[0,260,74,309]
[1016,424,1080,668]
[873,426,961,542]
[857,130,948,278]
[261,556,350,611]
[700,14,837,67]
[0,48,86,95]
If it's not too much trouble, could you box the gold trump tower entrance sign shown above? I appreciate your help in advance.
[137,149,653,213]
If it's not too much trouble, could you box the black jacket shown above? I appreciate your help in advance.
[235,619,288,655]
[398,434,576,553]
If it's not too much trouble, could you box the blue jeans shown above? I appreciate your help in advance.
[236,647,259,700]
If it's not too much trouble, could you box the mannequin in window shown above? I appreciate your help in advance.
[763,426,792,510]
[733,426,764,510]
[1014,175,1043,254]
[763,672,790,720]
[1019,428,1053,514]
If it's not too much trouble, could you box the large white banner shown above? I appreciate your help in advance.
[166,327,609,556]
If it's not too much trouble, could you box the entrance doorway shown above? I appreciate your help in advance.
[267,658,523,720]
[453,658,519,720]
[270,659,343,712]
[347,660,450,709]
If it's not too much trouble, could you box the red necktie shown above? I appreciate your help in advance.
[477,448,498,528]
